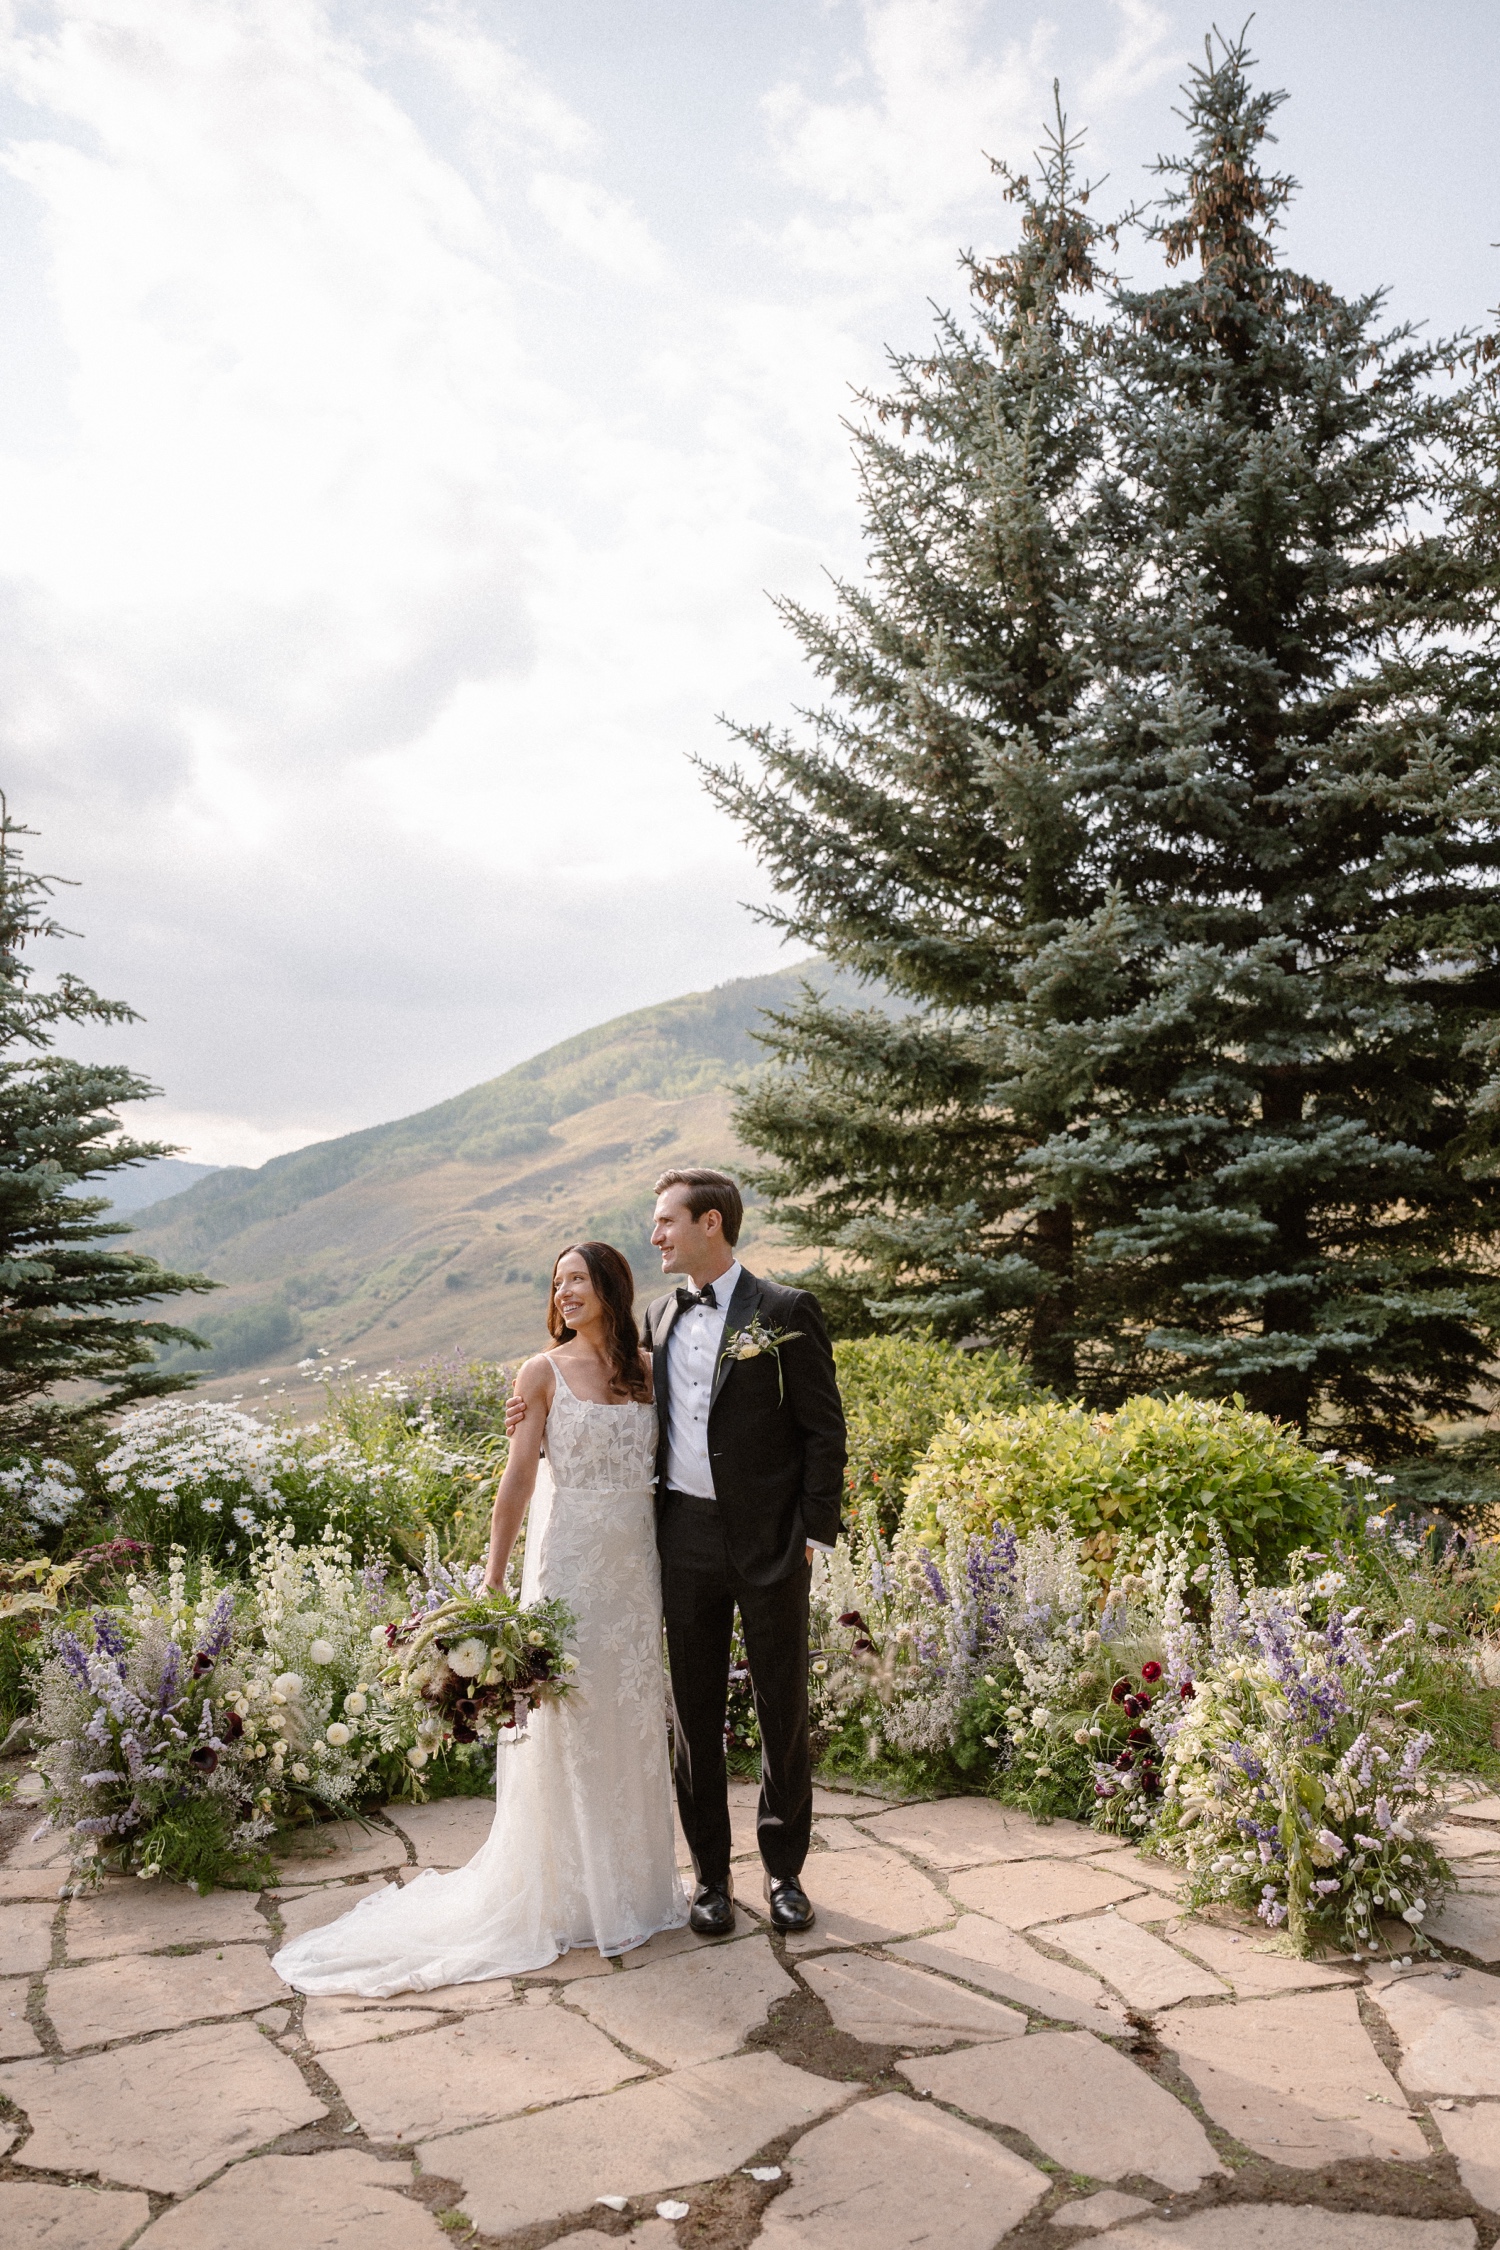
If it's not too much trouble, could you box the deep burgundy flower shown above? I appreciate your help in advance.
[188,1745,219,1774]
[1094,1781,1118,1799]
[1109,1678,1132,1704]
[1126,1725,1153,1746]
[222,1710,244,1741]
[191,1650,215,1678]
[838,1611,866,1631]
[852,1637,875,1655]
[1123,1693,1145,1719]
[1113,1750,1135,1771]
[1180,1679,1196,1701]
[1141,1661,1163,1683]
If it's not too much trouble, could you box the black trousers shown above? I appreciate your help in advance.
[657,1490,812,1886]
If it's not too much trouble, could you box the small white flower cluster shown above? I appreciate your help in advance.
[0,1455,85,1531]
[103,1399,290,1531]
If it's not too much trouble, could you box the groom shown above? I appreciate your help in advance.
[646,1168,846,1936]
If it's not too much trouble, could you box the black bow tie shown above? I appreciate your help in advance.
[675,1283,719,1312]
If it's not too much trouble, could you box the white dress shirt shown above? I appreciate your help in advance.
[662,1261,834,1551]
[663,1260,741,1497]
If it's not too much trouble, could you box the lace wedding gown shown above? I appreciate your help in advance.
[272,1363,686,1994]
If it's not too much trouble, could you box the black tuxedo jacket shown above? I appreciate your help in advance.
[645,1267,847,1585]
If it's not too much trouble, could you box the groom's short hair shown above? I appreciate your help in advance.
[654,1167,743,1247]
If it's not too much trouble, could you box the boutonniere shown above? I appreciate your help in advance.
[719,1313,803,1401]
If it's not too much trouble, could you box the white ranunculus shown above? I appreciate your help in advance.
[527,1630,546,1647]
[344,1691,368,1717]
[447,1637,488,1678]
[325,1723,351,1747]
[735,1341,762,1358]
[271,1672,303,1700]
[291,1762,310,1782]
[369,1624,388,1648]
[308,1639,335,1666]
[406,1746,428,1769]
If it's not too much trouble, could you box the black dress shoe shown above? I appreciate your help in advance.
[689,1879,735,1936]
[764,1874,815,1933]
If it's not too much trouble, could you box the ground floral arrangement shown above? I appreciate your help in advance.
[26,1529,573,1890]
[812,1449,1500,1960]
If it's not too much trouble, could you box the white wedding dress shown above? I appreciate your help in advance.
[272,1363,686,1994]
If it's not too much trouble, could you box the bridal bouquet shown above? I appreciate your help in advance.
[381,1561,577,1754]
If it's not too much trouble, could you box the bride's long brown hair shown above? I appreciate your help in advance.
[547,1241,650,1401]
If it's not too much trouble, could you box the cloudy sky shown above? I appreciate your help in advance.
[4,0,1497,1167]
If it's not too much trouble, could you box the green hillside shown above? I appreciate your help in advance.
[131,961,839,1395]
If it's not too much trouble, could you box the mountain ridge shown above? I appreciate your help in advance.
[128,960,846,1391]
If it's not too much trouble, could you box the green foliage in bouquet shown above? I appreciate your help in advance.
[834,1335,1038,1536]
[901,1395,1343,1581]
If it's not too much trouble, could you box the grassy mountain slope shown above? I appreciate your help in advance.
[131,962,837,1395]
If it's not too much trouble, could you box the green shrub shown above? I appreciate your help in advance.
[901,1393,1344,1577]
[834,1335,1038,1536]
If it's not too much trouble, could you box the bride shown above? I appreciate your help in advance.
[272,1240,687,1995]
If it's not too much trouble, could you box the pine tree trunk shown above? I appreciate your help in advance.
[1029,1200,1077,1396]
[1247,1066,1315,1432]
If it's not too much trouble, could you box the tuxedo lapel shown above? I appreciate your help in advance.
[650,1293,680,1438]
[709,1266,761,1412]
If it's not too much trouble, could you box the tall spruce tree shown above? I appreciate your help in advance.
[705,108,1115,1391]
[712,36,1500,1455]
[1024,35,1500,1449]
[0,806,214,1447]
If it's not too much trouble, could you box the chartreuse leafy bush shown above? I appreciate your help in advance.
[833,1335,1037,1536]
[900,1394,1344,1580]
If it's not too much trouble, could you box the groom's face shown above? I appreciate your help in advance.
[651,1185,722,1277]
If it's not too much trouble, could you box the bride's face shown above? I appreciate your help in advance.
[552,1251,601,1331]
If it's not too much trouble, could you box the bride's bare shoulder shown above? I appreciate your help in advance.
[514,1354,556,1399]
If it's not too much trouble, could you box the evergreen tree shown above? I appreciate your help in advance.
[1027,34,1500,1450]
[705,107,1115,1390]
[712,37,1500,1456]
[0,805,214,1446]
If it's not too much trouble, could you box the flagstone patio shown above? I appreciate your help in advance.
[5,1776,1500,2248]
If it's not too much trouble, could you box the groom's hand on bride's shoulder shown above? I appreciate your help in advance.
[504,1390,527,1439]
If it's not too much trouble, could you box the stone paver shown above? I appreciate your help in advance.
[552,2228,675,2250]
[1086,1850,1185,1896]
[756,2088,1048,2248]
[799,1952,1025,2049]
[1434,2103,1500,2216]
[3,1828,70,1872]
[812,1818,871,1851]
[0,1869,69,1902]
[517,1946,617,1982]
[2,1901,54,1973]
[1113,2214,1476,2249]
[811,1788,891,1818]
[1035,1913,1228,2008]
[1165,1988,1428,2167]
[888,1915,1129,2030]
[1447,1795,1500,1824]
[323,1997,645,2140]
[904,2029,1224,2190]
[272,1821,408,1882]
[573,1933,793,2066]
[1052,2188,1157,2228]
[1162,1917,1356,1996]
[64,1885,265,1958]
[0,2181,152,2249]
[134,2150,446,2248]
[619,1922,715,1967]
[1422,1888,1500,1963]
[779,1846,950,1952]
[949,1859,1144,1928]
[0,2020,325,2192]
[419,2051,856,2236]
[1429,1822,1500,1863]
[383,1798,493,1868]
[300,1998,449,2052]
[0,1996,43,2059]
[44,1943,287,2048]
[275,1879,404,1944]
[859,1800,1099,1870]
[1371,1964,1500,2095]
